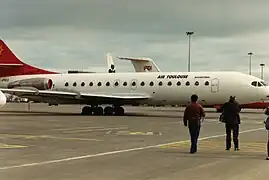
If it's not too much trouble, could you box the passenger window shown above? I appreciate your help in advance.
[176,81,181,86]
[81,82,85,87]
[89,82,93,86]
[114,81,119,86]
[65,82,69,87]
[97,82,102,86]
[205,81,209,86]
[140,81,145,86]
[195,81,199,86]
[106,82,110,86]
[168,81,172,86]
[186,81,190,86]
[132,81,136,86]
[158,81,163,86]
[73,82,77,86]
[251,81,257,87]
[123,82,127,86]
[149,81,154,86]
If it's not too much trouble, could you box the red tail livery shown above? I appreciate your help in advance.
[0,40,57,77]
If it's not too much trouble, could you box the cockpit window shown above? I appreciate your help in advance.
[258,82,263,87]
[251,81,257,86]
[260,81,268,86]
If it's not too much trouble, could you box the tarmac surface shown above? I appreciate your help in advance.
[0,103,268,180]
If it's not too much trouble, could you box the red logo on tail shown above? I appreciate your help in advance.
[144,66,152,71]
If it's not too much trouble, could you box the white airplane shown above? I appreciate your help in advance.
[0,40,269,116]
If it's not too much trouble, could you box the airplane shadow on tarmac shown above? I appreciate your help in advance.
[0,110,216,119]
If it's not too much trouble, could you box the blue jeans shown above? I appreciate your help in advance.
[188,125,201,153]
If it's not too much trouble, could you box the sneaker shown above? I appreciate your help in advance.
[266,157,269,160]
[234,148,240,151]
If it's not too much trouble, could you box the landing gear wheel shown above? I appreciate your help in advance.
[104,106,114,115]
[114,106,125,116]
[81,106,92,115]
[93,106,104,115]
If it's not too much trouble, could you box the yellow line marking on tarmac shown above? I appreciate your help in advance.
[0,143,27,149]
[64,127,128,133]
[0,134,103,142]
[0,127,264,171]
[115,131,162,136]
[52,126,105,131]
[160,139,267,152]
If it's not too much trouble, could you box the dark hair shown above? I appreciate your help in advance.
[229,96,235,103]
[191,94,198,102]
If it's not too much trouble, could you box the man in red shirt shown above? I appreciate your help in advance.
[183,94,205,153]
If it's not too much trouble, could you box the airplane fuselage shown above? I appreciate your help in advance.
[1,71,268,106]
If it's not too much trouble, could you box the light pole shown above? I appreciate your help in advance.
[186,31,194,72]
[260,63,265,80]
[248,52,253,75]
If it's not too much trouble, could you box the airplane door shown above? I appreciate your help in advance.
[211,78,219,93]
[130,79,137,90]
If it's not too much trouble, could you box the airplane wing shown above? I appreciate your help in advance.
[0,88,150,103]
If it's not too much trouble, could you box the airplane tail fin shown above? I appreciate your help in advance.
[106,53,116,73]
[0,40,57,77]
[117,56,161,72]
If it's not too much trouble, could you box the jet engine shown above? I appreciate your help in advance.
[7,78,53,90]
[0,91,7,107]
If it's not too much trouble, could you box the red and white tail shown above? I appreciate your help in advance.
[0,40,57,77]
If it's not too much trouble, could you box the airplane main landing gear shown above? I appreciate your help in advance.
[114,106,125,116]
[81,106,103,115]
[81,105,125,116]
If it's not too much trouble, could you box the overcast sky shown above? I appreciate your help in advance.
[1,0,269,80]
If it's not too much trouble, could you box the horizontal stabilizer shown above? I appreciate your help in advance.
[117,56,153,62]
[117,56,161,72]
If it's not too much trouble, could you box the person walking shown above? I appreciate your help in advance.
[264,107,269,160]
[221,96,241,151]
[183,94,205,153]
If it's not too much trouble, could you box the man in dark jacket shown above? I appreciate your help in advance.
[221,96,241,151]
[183,94,205,153]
